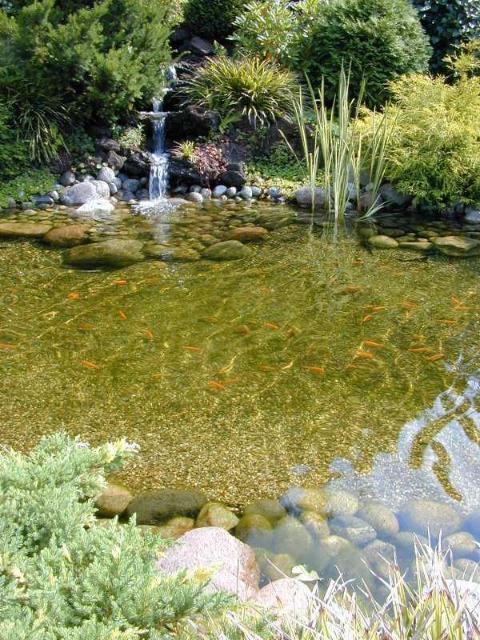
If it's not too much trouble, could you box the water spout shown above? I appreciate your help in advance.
[149,98,169,200]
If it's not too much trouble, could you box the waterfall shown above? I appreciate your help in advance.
[149,97,169,200]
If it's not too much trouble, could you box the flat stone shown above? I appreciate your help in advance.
[203,240,251,261]
[75,198,114,218]
[229,226,268,242]
[43,225,91,248]
[0,222,52,239]
[64,239,144,268]
[329,515,377,546]
[398,241,433,252]
[432,235,480,257]
[95,483,132,518]
[256,578,313,620]
[368,235,399,249]
[126,488,207,525]
[157,527,260,601]
[324,488,359,517]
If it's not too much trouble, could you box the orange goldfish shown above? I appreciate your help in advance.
[401,302,417,310]
[143,329,154,340]
[286,326,301,338]
[408,347,433,353]
[355,350,375,360]
[234,325,251,336]
[78,322,95,331]
[0,342,16,350]
[341,285,362,295]
[363,340,384,348]
[426,353,445,362]
[183,345,202,352]
[68,292,80,300]
[112,279,128,286]
[208,380,226,390]
[264,322,280,330]
[361,315,374,323]
[439,319,457,325]
[306,366,326,375]
[118,310,127,320]
[80,360,100,370]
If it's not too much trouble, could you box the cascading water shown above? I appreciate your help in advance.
[149,97,169,200]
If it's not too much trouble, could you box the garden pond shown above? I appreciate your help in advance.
[1,199,480,592]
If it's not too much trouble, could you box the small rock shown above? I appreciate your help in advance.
[189,36,214,56]
[34,195,54,207]
[221,171,246,189]
[363,540,396,579]
[108,182,118,195]
[392,530,428,552]
[95,483,132,518]
[196,502,239,531]
[59,170,76,187]
[120,191,136,203]
[229,226,268,242]
[380,183,411,208]
[64,182,97,205]
[295,187,326,209]
[324,488,359,517]
[64,239,144,268]
[239,186,253,200]
[157,527,260,601]
[107,150,126,171]
[75,198,114,218]
[368,235,399,249]
[236,513,273,545]
[400,499,462,538]
[357,501,399,537]
[186,192,203,204]
[268,187,282,199]
[244,499,287,524]
[0,222,52,238]
[329,515,377,546]
[203,240,251,261]
[299,511,330,539]
[251,186,262,198]
[213,185,227,198]
[97,167,116,183]
[280,487,327,514]
[226,187,237,198]
[261,554,297,581]
[273,516,313,559]
[200,188,212,199]
[122,178,140,194]
[432,235,480,258]
[445,532,478,558]
[256,578,313,620]
[43,224,91,247]
[91,180,111,199]
[156,516,195,540]
[465,208,480,224]
[126,489,207,525]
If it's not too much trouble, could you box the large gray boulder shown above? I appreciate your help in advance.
[295,187,327,209]
[125,488,207,524]
[157,527,260,601]
[97,167,116,183]
[64,239,144,268]
[91,180,111,199]
[432,236,480,257]
[64,181,97,205]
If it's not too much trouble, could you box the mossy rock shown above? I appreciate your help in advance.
[64,239,144,268]
[0,222,52,239]
[203,240,251,261]
[243,499,287,524]
[236,513,273,546]
[125,488,207,525]
[196,502,239,531]
[368,235,399,249]
[324,488,359,517]
[432,235,480,257]
[273,516,313,560]
[280,487,327,514]
[263,553,297,581]
[43,224,92,247]
[299,511,330,539]
[156,516,195,540]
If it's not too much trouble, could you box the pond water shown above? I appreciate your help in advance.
[1,200,480,591]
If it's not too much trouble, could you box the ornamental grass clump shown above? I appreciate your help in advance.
[183,57,299,128]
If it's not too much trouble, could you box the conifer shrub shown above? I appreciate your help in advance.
[0,433,232,639]
[183,0,246,41]
[358,48,480,208]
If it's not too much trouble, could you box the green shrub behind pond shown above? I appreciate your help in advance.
[183,0,246,41]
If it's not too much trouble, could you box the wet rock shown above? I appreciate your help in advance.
[295,187,326,209]
[0,222,52,239]
[256,578,313,619]
[123,151,150,178]
[157,527,260,601]
[136,189,150,200]
[34,195,54,207]
[91,180,111,199]
[64,239,144,268]
[239,186,253,200]
[60,170,76,187]
[357,501,399,537]
[445,532,478,558]
[299,511,330,539]
[464,208,480,224]
[357,225,378,239]
[268,187,282,199]
[329,515,377,546]
[379,183,411,208]
[63,182,97,205]
[95,483,132,518]
[318,535,352,559]
[368,235,399,249]
[226,187,237,198]
[229,226,268,242]
[108,182,118,195]
[432,235,480,257]
[256,210,295,230]
[325,488,359,517]
[75,198,114,218]
[126,488,207,525]
[156,516,195,540]
[236,513,273,545]
[251,186,262,198]
[213,185,227,198]
[363,540,396,579]
[97,167,116,183]
[107,150,126,171]
[189,36,214,56]
[244,499,287,524]
[262,553,297,581]
[273,516,313,559]
[203,240,251,260]
[392,530,428,552]
[400,500,462,538]
[378,227,405,238]
[123,178,140,193]
[280,487,327,515]
[196,502,239,531]
[220,171,246,189]
[166,106,219,141]
[120,191,136,203]
[43,224,91,247]
[186,192,203,204]
[165,246,201,261]
[200,188,212,199]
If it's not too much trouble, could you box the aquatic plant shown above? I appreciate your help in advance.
[183,57,299,128]
[171,139,197,163]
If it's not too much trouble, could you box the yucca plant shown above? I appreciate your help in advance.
[183,56,299,128]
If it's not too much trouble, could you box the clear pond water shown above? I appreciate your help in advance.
[1,200,480,590]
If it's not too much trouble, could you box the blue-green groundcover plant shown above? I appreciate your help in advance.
[0,433,233,639]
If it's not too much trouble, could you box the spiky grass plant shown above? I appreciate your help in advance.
[183,57,299,129]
